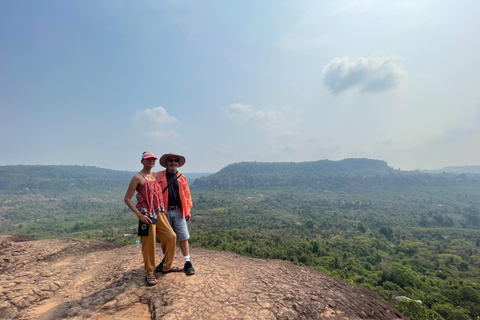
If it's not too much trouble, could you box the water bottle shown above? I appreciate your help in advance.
[135,239,140,247]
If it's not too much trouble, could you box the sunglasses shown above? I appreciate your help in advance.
[143,158,156,161]
[168,159,179,163]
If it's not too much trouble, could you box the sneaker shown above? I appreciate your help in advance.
[184,261,195,275]
[154,258,164,273]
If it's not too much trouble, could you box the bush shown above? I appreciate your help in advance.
[395,300,445,320]
[432,303,470,320]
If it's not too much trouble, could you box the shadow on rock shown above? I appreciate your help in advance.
[50,267,150,319]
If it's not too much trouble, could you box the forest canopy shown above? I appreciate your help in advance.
[1,160,480,319]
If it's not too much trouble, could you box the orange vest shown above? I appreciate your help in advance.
[157,170,192,218]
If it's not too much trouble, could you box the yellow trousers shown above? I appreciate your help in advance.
[140,213,176,275]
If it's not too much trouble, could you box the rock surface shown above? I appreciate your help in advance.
[0,235,408,320]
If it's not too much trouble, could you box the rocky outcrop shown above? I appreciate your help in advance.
[394,296,422,304]
[0,236,408,320]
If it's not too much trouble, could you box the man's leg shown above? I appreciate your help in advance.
[180,239,195,275]
[179,239,189,257]
[169,208,195,275]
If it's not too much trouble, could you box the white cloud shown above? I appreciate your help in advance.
[221,104,303,159]
[132,106,177,127]
[132,107,180,140]
[132,107,179,141]
[223,103,302,137]
[323,56,407,95]
[224,103,277,122]
[142,130,180,140]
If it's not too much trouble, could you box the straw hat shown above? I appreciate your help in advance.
[159,153,186,168]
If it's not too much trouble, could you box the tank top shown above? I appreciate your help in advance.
[135,173,165,218]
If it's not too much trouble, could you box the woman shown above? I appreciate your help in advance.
[124,151,182,286]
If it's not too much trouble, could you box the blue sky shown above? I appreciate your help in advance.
[1,0,479,173]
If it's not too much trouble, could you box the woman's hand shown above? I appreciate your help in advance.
[138,214,152,224]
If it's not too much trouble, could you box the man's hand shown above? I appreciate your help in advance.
[186,214,191,222]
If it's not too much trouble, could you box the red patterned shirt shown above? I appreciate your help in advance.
[135,174,165,218]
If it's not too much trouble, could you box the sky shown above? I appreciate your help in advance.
[1,0,479,173]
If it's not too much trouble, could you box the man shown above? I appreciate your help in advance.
[154,152,196,275]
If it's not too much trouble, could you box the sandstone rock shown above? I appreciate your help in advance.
[0,235,408,320]
[394,295,422,304]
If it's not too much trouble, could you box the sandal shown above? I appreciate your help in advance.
[162,266,183,274]
[154,258,165,273]
[146,274,158,286]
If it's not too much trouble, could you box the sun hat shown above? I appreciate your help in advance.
[159,153,186,168]
[141,151,158,160]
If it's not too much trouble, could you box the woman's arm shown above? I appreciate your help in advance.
[124,175,152,224]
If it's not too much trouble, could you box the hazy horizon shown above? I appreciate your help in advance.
[2,158,480,175]
[1,1,479,173]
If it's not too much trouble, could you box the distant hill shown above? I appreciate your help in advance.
[192,158,393,190]
[182,172,214,183]
[218,158,392,174]
[191,158,480,190]
[0,165,211,194]
[0,165,132,195]
[423,165,480,174]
